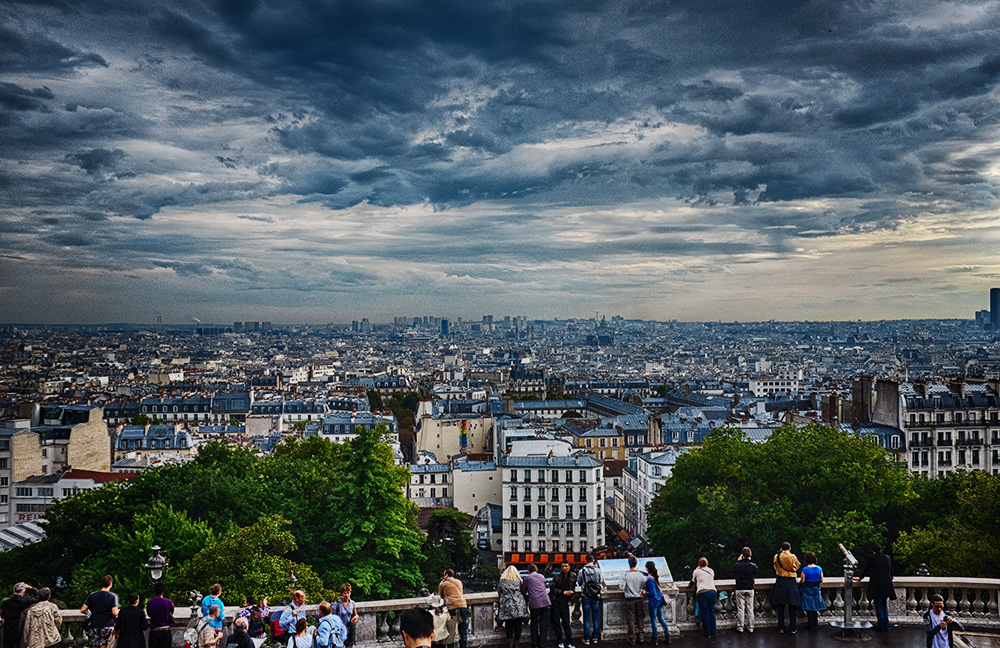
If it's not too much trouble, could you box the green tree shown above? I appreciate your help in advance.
[894,471,1000,578]
[323,424,425,598]
[420,509,477,585]
[171,515,329,604]
[646,424,912,579]
[367,389,384,410]
[128,413,162,425]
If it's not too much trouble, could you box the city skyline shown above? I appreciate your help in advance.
[3,0,1000,324]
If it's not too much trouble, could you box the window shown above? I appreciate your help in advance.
[0,495,6,504]
[599,438,606,448]
[510,470,518,483]
[16,504,46,513]
[579,486,587,501]
[538,505,546,518]
[524,505,532,518]
[972,449,980,464]
[538,470,546,482]
[538,541,546,552]
[579,504,587,518]
[510,487,518,501]
[524,487,532,502]
[958,450,966,464]
[579,470,587,483]
[41,448,47,458]
[38,488,53,497]
[538,487,546,500]
[552,505,560,517]
[0,477,7,486]
[0,440,8,451]
[524,541,532,552]
[565,540,574,553]
[510,505,518,518]
[510,522,519,535]
[510,540,519,552]
[15,487,32,497]
[430,488,436,498]
[579,522,587,536]
[612,437,620,447]
[0,458,7,469]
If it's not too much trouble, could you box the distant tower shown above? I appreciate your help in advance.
[993,288,1000,330]
[441,319,449,336]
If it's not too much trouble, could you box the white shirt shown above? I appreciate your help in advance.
[929,610,949,648]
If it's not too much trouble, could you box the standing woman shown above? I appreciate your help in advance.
[798,552,825,631]
[690,558,717,638]
[115,593,149,648]
[643,562,670,646]
[332,585,359,648]
[772,542,802,634]
[496,566,529,648]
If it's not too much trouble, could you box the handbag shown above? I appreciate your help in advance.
[107,631,119,648]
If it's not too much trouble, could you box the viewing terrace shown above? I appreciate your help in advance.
[7,576,996,648]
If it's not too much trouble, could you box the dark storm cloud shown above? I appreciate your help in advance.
[2,0,1000,320]
[0,24,107,73]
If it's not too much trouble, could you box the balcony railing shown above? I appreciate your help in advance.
[18,577,1000,648]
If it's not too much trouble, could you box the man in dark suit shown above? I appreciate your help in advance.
[856,545,896,631]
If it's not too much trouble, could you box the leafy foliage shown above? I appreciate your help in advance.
[647,424,913,578]
[420,509,477,585]
[170,515,329,604]
[0,425,424,605]
[894,471,1000,578]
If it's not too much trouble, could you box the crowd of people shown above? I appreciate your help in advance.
[0,544,962,648]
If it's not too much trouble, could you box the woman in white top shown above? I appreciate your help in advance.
[288,618,313,648]
[691,557,717,637]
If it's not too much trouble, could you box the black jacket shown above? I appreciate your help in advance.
[1,595,36,648]
[859,552,896,600]
[115,605,149,648]
[226,627,255,648]
[923,610,954,648]
[549,571,577,602]
[732,560,757,591]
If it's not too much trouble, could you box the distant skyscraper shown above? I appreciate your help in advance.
[993,288,1000,330]
[441,319,449,336]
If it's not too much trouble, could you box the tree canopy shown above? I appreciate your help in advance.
[647,424,913,579]
[0,424,425,606]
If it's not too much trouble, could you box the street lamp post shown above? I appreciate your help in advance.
[145,545,169,584]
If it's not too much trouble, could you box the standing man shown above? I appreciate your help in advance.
[732,547,757,634]
[201,585,225,633]
[1,583,36,648]
[280,591,308,636]
[20,587,61,648]
[80,575,119,648]
[520,564,551,648]
[856,544,895,632]
[923,595,955,648]
[438,570,468,648]
[549,562,575,648]
[147,583,175,648]
[399,609,435,648]
[620,555,646,646]
[576,555,604,645]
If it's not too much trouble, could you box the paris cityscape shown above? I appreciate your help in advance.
[3,0,1000,645]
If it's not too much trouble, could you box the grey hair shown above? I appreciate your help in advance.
[235,617,248,628]
[209,604,221,616]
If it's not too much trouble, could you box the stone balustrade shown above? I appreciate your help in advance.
[1,577,996,647]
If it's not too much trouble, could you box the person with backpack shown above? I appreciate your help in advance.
[642,562,669,646]
[576,555,604,646]
[237,596,269,644]
[496,566,529,648]
[315,602,348,648]
[279,591,307,637]
[227,618,255,648]
[197,606,224,648]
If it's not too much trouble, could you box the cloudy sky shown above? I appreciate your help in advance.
[3,0,1000,324]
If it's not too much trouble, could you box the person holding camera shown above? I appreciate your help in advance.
[924,595,955,648]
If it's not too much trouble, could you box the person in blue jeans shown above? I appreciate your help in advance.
[691,557,717,637]
[576,555,604,645]
[643,562,670,646]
